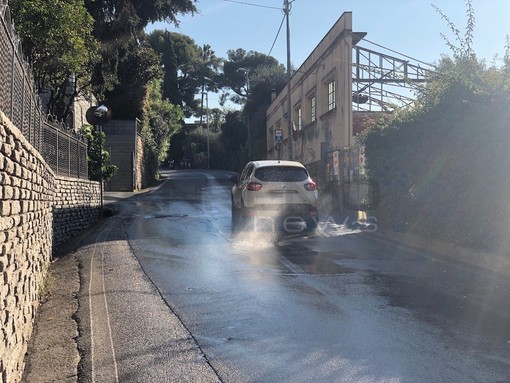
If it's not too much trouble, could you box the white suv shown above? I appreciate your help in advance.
[231,160,319,231]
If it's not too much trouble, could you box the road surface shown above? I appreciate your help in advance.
[78,169,510,382]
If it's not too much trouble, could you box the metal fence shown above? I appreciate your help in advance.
[0,3,88,179]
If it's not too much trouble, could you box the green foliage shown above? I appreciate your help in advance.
[432,0,476,59]
[166,108,225,168]
[220,49,286,105]
[85,0,197,37]
[141,79,184,182]
[11,0,197,122]
[104,43,163,119]
[185,126,220,168]
[215,111,249,171]
[81,125,118,182]
[10,0,99,120]
[148,30,222,117]
[361,27,510,250]
[219,49,286,160]
[85,0,197,97]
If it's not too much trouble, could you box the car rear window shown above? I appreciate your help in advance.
[254,166,309,182]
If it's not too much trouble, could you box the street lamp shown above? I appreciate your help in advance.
[202,92,210,169]
[238,67,251,159]
[86,104,112,215]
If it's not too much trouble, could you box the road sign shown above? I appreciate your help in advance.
[275,128,283,143]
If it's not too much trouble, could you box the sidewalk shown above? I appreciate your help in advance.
[21,191,139,382]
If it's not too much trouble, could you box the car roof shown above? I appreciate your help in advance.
[251,160,306,168]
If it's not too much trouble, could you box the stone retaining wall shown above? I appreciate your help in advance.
[54,176,101,248]
[0,111,100,383]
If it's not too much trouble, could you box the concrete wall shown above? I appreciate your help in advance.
[72,93,95,133]
[0,111,101,383]
[103,120,145,191]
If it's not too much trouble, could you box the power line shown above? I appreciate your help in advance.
[268,14,285,57]
[362,38,436,68]
[223,0,286,59]
[223,0,282,10]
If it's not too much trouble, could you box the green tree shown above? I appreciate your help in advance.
[220,49,286,105]
[148,30,222,117]
[85,0,198,97]
[10,0,99,121]
[104,43,163,120]
[142,79,184,182]
[220,49,286,159]
[166,107,224,168]
[81,125,118,182]
[216,111,249,171]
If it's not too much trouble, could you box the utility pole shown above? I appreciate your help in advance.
[203,92,210,169]
[284,0,293,161]
[238,68,251,159]
[199,45,210,125]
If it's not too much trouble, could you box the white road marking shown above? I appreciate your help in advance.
[89,220,120,383]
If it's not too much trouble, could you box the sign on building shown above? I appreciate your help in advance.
[274,128,283,143]
[332,150,340,176]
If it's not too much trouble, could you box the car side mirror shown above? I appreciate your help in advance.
[230,175,239,184]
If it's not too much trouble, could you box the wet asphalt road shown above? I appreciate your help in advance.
[122,169,510,382]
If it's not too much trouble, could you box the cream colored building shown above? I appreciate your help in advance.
[266,12,365,182]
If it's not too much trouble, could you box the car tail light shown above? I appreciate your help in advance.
[304,181,317,191]
[247,182,262,191]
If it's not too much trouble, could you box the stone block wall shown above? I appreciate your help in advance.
[53,176,101,248]
[0,112,55,383]
[0,111,101,383]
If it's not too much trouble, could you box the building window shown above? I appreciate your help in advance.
[311,96,316,122]
[328,80,336,111]
[297,107,302,130]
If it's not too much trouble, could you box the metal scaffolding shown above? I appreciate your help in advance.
[352,44,439,112]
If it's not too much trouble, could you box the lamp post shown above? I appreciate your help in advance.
[86,104,112,215]
[202,92,210,169]
[238,67,251,159]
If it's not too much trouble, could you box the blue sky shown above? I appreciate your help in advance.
[147,0,510,105]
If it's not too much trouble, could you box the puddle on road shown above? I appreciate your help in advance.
[278,247,354,275]
[143,213,188,219]
[230,230,354,276]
